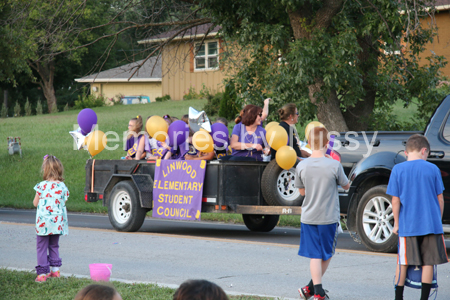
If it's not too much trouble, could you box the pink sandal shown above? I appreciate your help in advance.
[48,270,60,278]
[35,274,47,282]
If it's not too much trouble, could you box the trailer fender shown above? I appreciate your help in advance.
[103,174,153,209]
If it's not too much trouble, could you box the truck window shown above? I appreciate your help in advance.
[443,113,450,142]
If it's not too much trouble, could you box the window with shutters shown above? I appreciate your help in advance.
[194,41,219,71]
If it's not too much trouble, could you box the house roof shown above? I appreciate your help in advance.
[435,0,450,8]
[75,56,162,83]
[138,23,221,44]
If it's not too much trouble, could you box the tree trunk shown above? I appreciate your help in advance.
[288,1,349,132]
[41,80,57,113]
[308,79,349,132]
[28,59,57,113]
[342,35,378,131]
[3,89,8,108]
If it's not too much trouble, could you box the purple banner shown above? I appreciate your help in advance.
[152,160,206,220]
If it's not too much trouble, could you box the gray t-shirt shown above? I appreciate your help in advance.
[294,157,349,225]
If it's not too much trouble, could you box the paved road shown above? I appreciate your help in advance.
[1,209,450,299]
[0,208,435,252]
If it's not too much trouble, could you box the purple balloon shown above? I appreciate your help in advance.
[168,120,189,148]
[77,108,97,135]
[211,123,229,148]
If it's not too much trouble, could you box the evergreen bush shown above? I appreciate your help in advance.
[203,92,223,117]
[219,80,239,120]
[36,99,43,115]
[14,101,21,117]
[24,98,32,116]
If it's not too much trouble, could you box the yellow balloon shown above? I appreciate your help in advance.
[266,125,288,151]
[305,121,325,142]
[85,130,107,157]
[192,131,214,153]
[146,116,169,142]
[276,145,297,170]
[265,121,279,131]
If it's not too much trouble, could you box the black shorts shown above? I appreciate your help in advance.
[398,234,448,266]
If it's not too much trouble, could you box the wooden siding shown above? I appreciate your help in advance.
[161,41,227,100]
[90,82,162,104]
[420,10,450,77]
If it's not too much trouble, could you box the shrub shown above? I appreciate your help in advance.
[203,92,223,117]
[199,83,212,99]
[109,94,123,106]
[64,103,69,112]
[183,86,200,100]
[1,102,7,118]
[219,80,240,120]
[14,101,21,117]
[24,98,32,116]
[36,99,43,115]
[74,93,105,109]
[155,95,171,102]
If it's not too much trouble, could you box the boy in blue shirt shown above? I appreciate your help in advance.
[387,134,448,300]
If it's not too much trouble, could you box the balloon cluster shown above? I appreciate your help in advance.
[264,120,341,170]
[265,122,296,170]
[69,108,107,157]
[145,108,229,153]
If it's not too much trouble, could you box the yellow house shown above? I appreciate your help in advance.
[419,1,450,78]
[75,57,162,103]
[138,24,227,100]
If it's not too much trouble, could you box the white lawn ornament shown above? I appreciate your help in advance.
[7,137,22,157]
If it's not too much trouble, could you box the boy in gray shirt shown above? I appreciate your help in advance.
[295,126,349,300]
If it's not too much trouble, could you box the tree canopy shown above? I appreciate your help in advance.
[2,0,448,130]
[196,0,448,131]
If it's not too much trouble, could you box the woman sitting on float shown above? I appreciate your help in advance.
[225,104,270,161]
[270,103,310,161]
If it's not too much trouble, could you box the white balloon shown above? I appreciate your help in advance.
[69,127,87,150]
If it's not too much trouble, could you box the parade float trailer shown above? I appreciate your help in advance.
[85,159,303,233]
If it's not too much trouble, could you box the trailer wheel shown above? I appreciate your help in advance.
[261,159,303,206]
[356,185,397,253]
[242,214,279,232]
[108,181,147,232]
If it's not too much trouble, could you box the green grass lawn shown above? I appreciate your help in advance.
[0,269,275,300]
[391,99,420,127]
[0,100,207,212]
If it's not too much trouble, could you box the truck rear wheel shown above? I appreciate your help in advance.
[108,181,147,232]
[242,214,279,232]
[261,160,303,206]
[356,185,397,253]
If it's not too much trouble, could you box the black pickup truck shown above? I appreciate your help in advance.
[336,94,450,252]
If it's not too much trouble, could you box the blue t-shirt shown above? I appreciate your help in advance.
[231,123,266,161]
[386,159,444,236]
